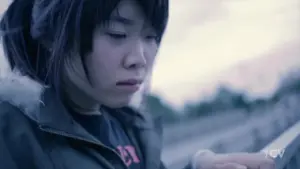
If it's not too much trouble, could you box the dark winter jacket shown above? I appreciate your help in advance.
[0,71,193,169]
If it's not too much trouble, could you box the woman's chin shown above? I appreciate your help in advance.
[101,98,132,109]
[97,92,142,109]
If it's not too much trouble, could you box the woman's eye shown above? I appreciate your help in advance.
[145,35,158,41]
[107,33,127,39]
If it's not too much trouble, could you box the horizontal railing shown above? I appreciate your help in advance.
[162,93,300,169]
[162,101,300,169]
[163,110,247,145]
[260,121,300,169]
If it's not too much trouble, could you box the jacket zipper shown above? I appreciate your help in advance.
[39,126,129,169]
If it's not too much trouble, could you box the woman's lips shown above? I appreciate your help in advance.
[116,79,142,92]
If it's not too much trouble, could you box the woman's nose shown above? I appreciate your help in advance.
[123,40,147,69]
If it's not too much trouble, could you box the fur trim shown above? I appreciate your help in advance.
[0,69,44,113]
[0,68,146,112]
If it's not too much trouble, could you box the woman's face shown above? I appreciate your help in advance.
[84,0,158,108]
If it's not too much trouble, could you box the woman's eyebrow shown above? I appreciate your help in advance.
[110,15,135,25]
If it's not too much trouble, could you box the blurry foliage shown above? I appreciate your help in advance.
[273,68,300,99]
[184,86,250,118]
[145,69,300,124]
[145,94,180,124]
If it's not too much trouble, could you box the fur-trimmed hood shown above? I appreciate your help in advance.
[0,69,44,113]
[0,69,145,114]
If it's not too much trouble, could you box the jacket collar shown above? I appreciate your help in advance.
[0,70,163,169]
[39,88,163,169]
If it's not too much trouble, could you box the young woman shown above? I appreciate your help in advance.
[0,0,275,169]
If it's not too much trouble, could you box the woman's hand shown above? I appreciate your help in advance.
[191,150,275,169]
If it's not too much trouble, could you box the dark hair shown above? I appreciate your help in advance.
[0,0,169,93]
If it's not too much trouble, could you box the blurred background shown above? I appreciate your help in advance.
[148,0,300,168]
[1,0,300,169]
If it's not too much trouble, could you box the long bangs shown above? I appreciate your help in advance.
[135,0,169,41]
[78,0,121,56]
[79,0,169,55]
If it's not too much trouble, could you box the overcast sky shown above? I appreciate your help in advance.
[150,0,300,107]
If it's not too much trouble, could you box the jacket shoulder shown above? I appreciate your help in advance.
[0,101,36,137]
[0,70,44,139]
[0,101,44,169]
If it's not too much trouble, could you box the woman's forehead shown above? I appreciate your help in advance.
[110,0,147,25]
[89,0,168,35]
